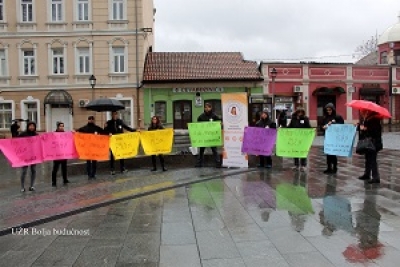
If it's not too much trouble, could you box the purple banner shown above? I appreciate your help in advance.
[241,127,277,156]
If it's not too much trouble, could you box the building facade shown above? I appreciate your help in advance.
[0,0,154,136]
[142,52,263,129]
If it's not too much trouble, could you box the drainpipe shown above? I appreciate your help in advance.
[135,0,141,129]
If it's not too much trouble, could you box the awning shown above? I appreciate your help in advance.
[312,87,346,96]
[44,90,73,114]
[359,88,385,96]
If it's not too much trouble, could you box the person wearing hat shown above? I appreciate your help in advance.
[51,122,70,187]
[287,107,312,172]
[76,116,105,179]
[17,121,38,192]
[255,108,277,168]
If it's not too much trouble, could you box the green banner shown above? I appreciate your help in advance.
[188,122,222,147]
[276,128,315,158]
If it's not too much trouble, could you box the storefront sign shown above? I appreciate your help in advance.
[172,88,224,93]
[221,93,248,168]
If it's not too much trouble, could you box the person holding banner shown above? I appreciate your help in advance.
[148,116,167,172]
[104,111,137,175]
[17,121,38,192]
[321,103,344,174]
[77,116,105,179]
[195,103,221,168]
[287,107,312,171]
[255,108,276,168]
[51,122,70,187]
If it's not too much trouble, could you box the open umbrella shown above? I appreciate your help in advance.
[345,100,391,118]
[85,98,125,112]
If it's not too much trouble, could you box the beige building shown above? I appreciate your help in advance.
[0,0,154,136]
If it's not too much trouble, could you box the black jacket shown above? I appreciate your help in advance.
[148,123,164,131]
[288,114,311,128]
[197,111,220,122]
[321,103,344,134]
[104,119,135,134]
[77,123,105,134]
[10,123,20,137]
[278,111,288,128]
[255,117,277,129]
[358,115,383,152]
[18,121,38,137]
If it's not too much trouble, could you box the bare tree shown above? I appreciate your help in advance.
[354,35,378,58]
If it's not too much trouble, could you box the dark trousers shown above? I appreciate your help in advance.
[21,164,36,188]
[151,155,165,169]
[326,155,338,170]
[52,160,67,184]
[110,151,125,172]
[86,160,97,178]
[197,147,220,166]
[294,158,307,167]
[259,156,272,166]
[364,151,379,179]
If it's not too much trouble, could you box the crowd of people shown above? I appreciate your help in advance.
[9,101,383,193]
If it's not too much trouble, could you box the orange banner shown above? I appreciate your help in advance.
[73,133,110,160]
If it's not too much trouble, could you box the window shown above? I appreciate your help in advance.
[112,0,124,20]
[21,0,33,22]
[0,102,12,129]
[0,0,4,21]
[119,99,132,126]
[52,48,64,74]
[395,50,400,66]
[77,48,90,74]
[380,52,388,65]
[26,103,38,122]
[155,101,166,123]
[112,47,125,73]
[77,0,89,21]
[51,0,63,22]
[205,100,222,119]
[23,50,35,75]
[0,50,6,76]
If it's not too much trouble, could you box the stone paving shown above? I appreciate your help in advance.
[0,132,399,266]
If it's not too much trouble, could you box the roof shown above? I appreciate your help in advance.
[378,13,400,45]
[355,51,378,65]
[143,52,263,83]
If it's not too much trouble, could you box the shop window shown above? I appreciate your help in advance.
[205,99,222,118]
[155,101,166,123]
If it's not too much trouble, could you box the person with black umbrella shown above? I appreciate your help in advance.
[104,111,138,175]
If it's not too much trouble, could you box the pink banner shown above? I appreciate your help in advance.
[41,132,78,161]
[0,136,43,167]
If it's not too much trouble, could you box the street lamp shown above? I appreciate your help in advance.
[270,67,278,120]
[89,74,96,100]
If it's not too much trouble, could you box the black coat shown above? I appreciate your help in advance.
[197,111,220,122]
[287,115,311,128]
[321,103,344,134]
[77,123,105,134]
[358,116,383,152]
[104,119,135,134]
[255,118,276,129]
[10,123,20,137]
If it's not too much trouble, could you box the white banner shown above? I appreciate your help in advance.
[221,93,248,168]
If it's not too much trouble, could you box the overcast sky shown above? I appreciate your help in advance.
[153,0,400,63]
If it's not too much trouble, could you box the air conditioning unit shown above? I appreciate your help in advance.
[392,87,400,95]
[78,99,89,107]
[293,85,304,93]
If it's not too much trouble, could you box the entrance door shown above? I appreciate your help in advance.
[317,96,336,132]
[173,100,192,129]
[50,107,71,131]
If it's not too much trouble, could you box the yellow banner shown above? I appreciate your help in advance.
[109,132,140,160]
[140,129,174,155]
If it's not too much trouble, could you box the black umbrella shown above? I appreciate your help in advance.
[85,98,125,112]
[12,119,27,122]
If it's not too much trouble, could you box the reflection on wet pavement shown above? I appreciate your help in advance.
[0,145,400,266]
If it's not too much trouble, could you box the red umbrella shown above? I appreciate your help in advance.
[345,100,391,118]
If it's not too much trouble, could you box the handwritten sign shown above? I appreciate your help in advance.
[188,122,222,147]
[109,132,140,160]
[0,136,43,167]
[140,129,173,155]
[276,128,315,158]
[41,132,78,161]
[241,127,277,156]
[73,133,110,160]
[324,124,356,157]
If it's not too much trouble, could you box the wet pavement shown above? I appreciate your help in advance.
[0,133,400,266]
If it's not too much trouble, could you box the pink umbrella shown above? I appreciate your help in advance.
[345,100,391,118]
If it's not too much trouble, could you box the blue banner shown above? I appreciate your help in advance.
[323,124,356,157]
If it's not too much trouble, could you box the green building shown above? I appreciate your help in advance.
[142,52,263,129]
